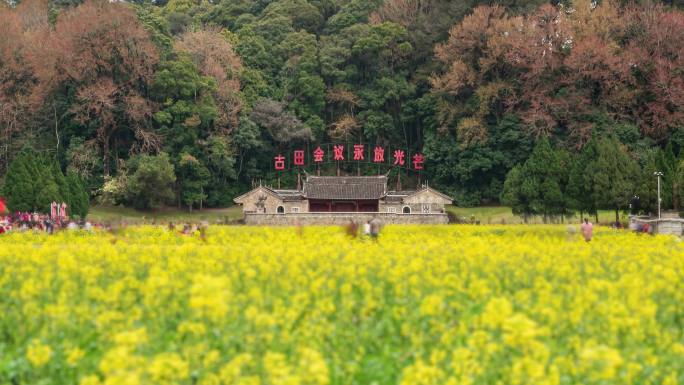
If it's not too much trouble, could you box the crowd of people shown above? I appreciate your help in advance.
[344,217,383,240]
[0,211,95,234]
[571,217,652,243]
[0,196,656,240]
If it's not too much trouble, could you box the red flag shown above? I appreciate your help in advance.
[0,198,6,213]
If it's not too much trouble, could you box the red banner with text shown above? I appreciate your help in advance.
[272,143,424,171]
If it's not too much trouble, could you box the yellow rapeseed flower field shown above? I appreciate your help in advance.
[0,225,683,385]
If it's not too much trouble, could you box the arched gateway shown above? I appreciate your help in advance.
[234,174,452,225]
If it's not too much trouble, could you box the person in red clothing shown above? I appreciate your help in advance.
[0,198,7,234]
[580,218,594,242]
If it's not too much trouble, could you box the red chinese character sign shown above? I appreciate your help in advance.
[393,150,405,166]
[353,144,364,161]
[293,150,305,166]
[412,153,424,170]
[271,144,426,171]
[373,146,385,163]
[274,155,285,170]
[313,147,324,163]
[333,145,345,161]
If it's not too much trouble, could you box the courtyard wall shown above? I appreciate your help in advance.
[629,216,684,236]
[244,212,449,226]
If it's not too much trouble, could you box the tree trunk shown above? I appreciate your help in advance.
[53,104,60,153]
[236,150,245,180]
[594,211,599,224]
[672,180,679,211]
[615,207,619,226]
[102,134,110,177]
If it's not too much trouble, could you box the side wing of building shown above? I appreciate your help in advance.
[233,186,306,214]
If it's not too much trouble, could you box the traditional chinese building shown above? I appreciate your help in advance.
[234,174,452,225]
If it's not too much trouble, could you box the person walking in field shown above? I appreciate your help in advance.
[566,224,577,240]
[345,219,359,238]
[581,218,593,242]
[369,216,382,240]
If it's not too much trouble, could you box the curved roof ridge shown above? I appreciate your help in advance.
[303,175,388,200]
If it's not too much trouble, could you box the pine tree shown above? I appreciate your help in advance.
[66,172,89,219]
[35,176,61,213]
[676,159,684,214]
[521,139,564,222]
[1,151,80,214]
[178,154,210,212]
[502,139,566,222]
[635,148,660,216]
[52,160,70,207]
[675,152,684,212]
[656,142,676,210]
[501,165,533,222]
[2,150,38,212]
[587,137,639,224]
[567,138,600,221]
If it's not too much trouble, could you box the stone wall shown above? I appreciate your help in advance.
[277,201,307,214]
[379,203,446,214]
[378,202,404,213]
[629,216,684,236]
[655,220,684,236]
[244,212,449,226]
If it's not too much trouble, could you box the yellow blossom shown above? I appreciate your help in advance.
[79,375,102,385]
[26,341,52,367]
[67,347,86,366]
[419,294,444,317]
[147,352,189,383]
[0,225,682,384]
[579,344,624,380]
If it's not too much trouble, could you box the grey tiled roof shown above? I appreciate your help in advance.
[273,189,304,201]
[385,190,416,202]
[304,175,387,200]
[263,188,303,201]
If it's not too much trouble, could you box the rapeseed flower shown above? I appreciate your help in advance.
[0,225,682,384]
[67,347,86,366]
[26,340,52,367]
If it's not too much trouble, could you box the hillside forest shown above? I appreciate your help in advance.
[1,0,683,218]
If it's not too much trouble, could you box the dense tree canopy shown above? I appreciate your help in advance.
[1,0,683,214]
[2,149,89,216]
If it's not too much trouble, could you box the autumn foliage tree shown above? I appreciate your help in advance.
[27,0,160,176]
[175,29,243,133]
[0,0,48,172]
[2,0,684,211]
[432,1,684,148]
